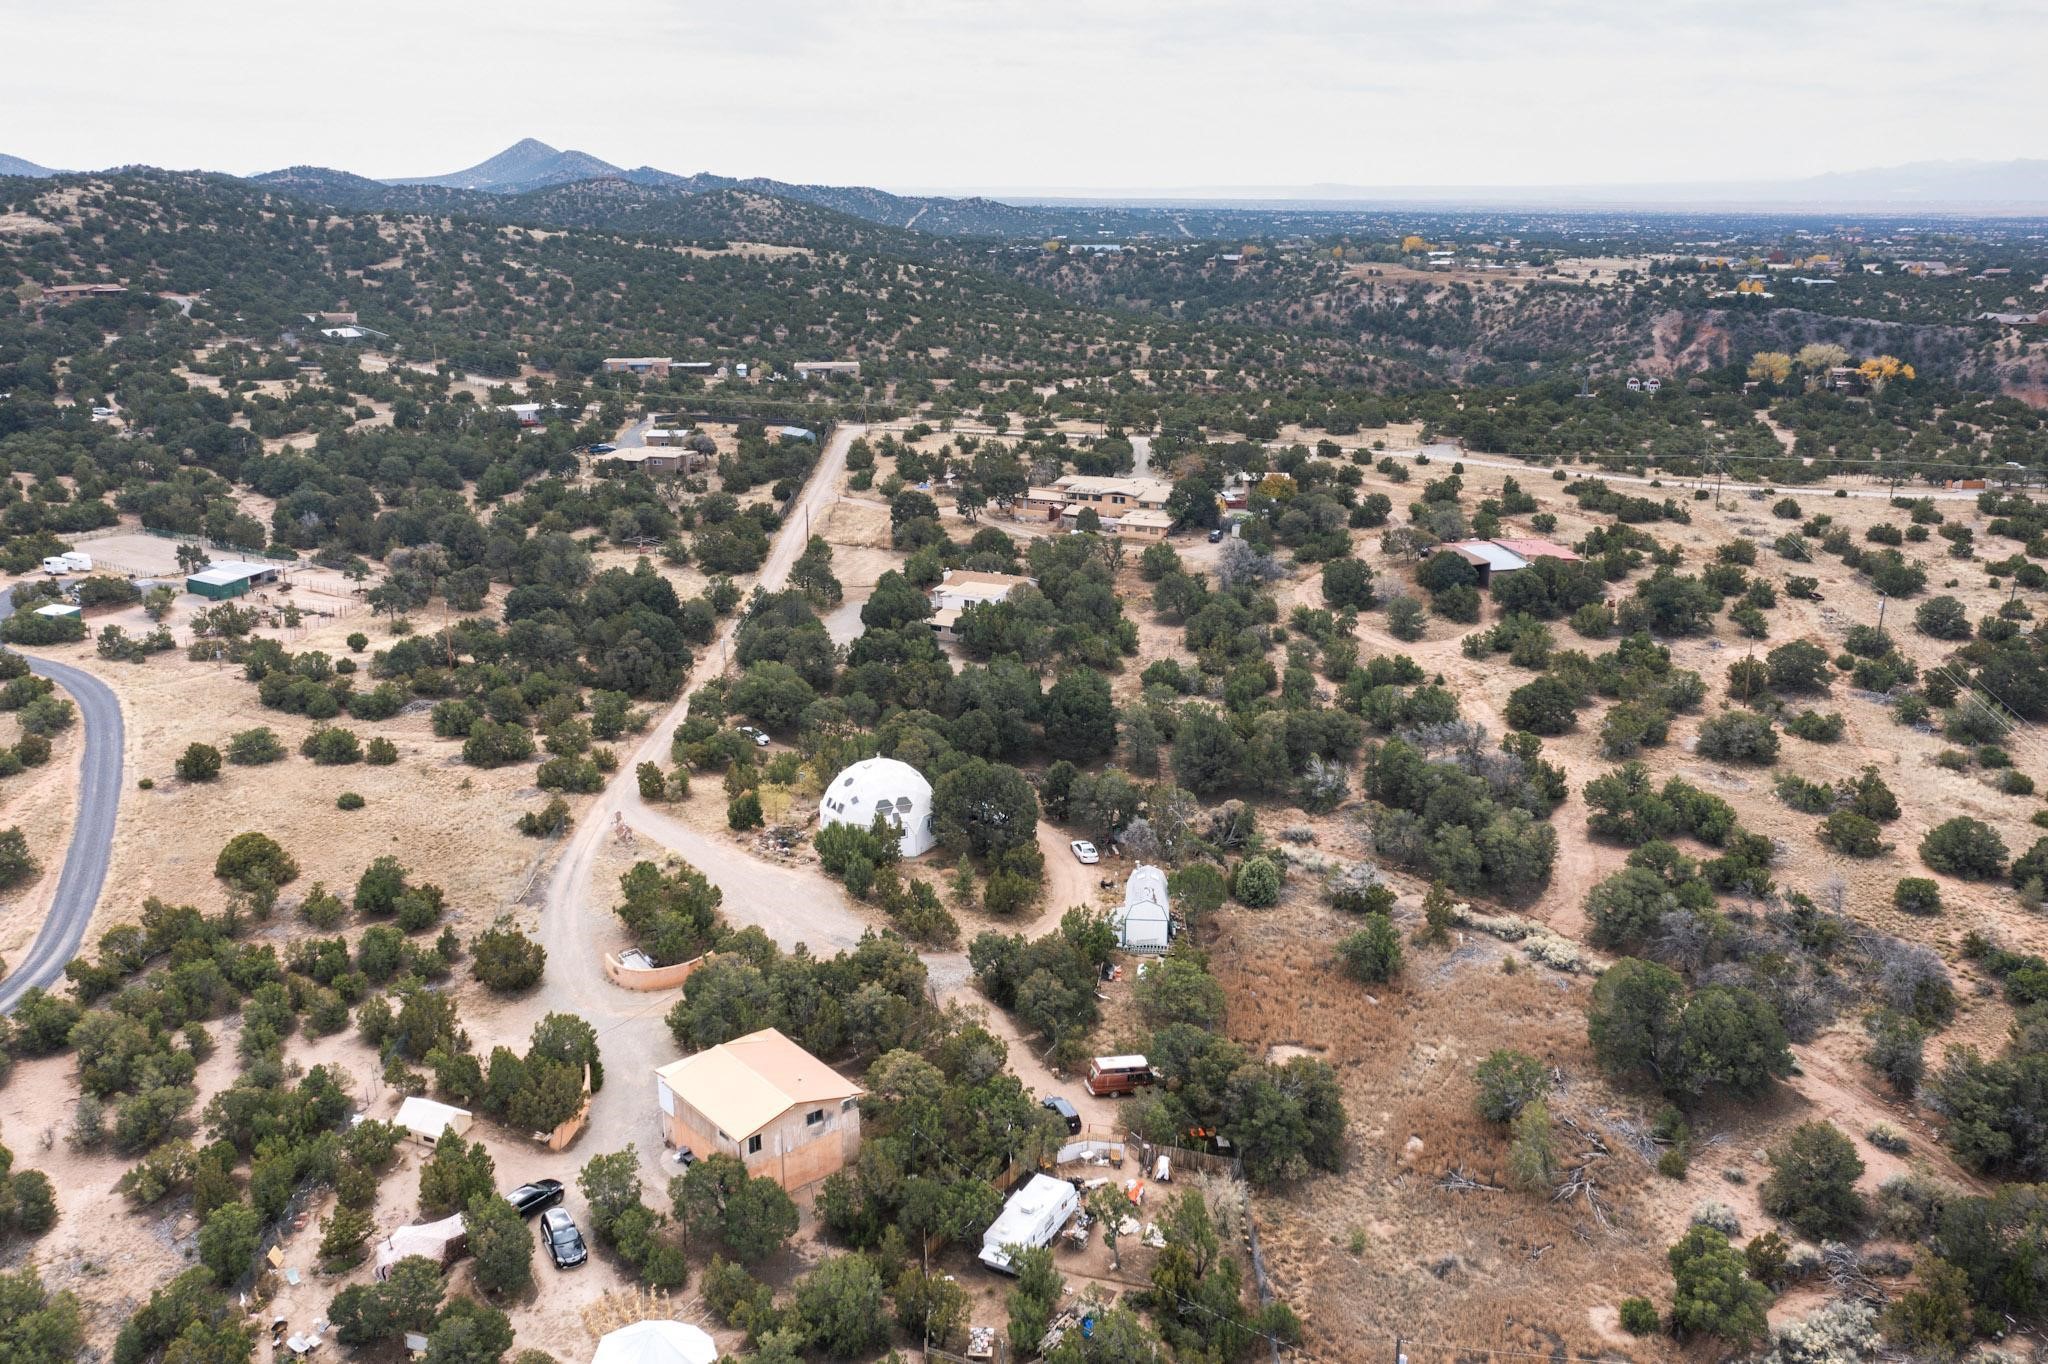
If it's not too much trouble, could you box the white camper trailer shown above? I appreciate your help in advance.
[978,1174,1080,1274]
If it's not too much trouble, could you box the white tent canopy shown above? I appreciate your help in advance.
[394,1096,473,1147]
[591,1319,718,1364]
[373,1213,467,1279]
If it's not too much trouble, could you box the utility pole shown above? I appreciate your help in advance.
[1876,591,1888,632]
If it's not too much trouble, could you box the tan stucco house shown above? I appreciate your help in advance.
[652,1028,864,1191]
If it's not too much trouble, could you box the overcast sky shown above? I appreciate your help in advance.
[6,0,2044,194]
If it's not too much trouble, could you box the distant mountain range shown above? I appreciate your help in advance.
[0,153,58,178]
[383,137,642,194]
[8,142,2048,238]
[362,138,1055,235]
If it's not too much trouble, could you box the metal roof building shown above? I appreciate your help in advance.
[186,561,282,600]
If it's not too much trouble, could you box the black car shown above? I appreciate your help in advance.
[541,1208,588,1269]
[505,1179,565,1219]
[1041,1095,1081,1134]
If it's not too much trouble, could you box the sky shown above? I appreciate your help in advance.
[5,0,2046,195]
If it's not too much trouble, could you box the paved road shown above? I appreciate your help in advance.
[0,593,123,1012]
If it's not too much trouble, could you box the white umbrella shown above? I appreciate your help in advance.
[590,1320,717,1364]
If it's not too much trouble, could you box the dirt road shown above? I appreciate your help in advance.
[522,425,862,1175]
[1345,440,1989,503]
[521,419,1134,1180]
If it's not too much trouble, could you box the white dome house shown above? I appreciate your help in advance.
[818,756,937,857]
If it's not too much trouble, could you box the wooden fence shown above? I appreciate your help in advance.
[1122,1135,1243,1183]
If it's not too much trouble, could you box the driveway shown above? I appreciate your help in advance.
[0,593,124,1012]
[525,425,862,1178]
[527,424,1129,1176]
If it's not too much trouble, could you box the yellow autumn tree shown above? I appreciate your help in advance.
[1858,355,1916,391]
[1795,343,1849,373]
[1401,235,1428,254]
[1747,352,1795,385]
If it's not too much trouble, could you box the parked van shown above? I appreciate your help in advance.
[1084,1054,1154,1097]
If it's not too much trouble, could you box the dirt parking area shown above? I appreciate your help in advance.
[62,532,187,578]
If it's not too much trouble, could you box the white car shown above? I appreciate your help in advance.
[735,726,771,747]
[1070,840,1099,865]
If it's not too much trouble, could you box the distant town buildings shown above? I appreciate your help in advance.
[604,356,675,377]
[39,282,126,301]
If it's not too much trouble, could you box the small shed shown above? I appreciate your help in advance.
[1113,864,1172,952]
[31,603,81,619]
[394,1096,473,1148]
[186,561,281,600]
[1444,540,1529,587]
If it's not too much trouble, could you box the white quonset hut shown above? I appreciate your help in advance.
[1112,864,1172,951]
[818,757,936,857]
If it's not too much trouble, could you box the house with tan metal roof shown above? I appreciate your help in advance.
[930,569,1034,612]
[1052,474,1172,509]
[929,569,1036,642]
[652,1028,863,1190]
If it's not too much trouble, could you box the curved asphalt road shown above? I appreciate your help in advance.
[0,593,123,1012]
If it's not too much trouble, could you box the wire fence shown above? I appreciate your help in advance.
[134,525,301,562]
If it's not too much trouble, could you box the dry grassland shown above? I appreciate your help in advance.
[1188,451,2044,1354]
